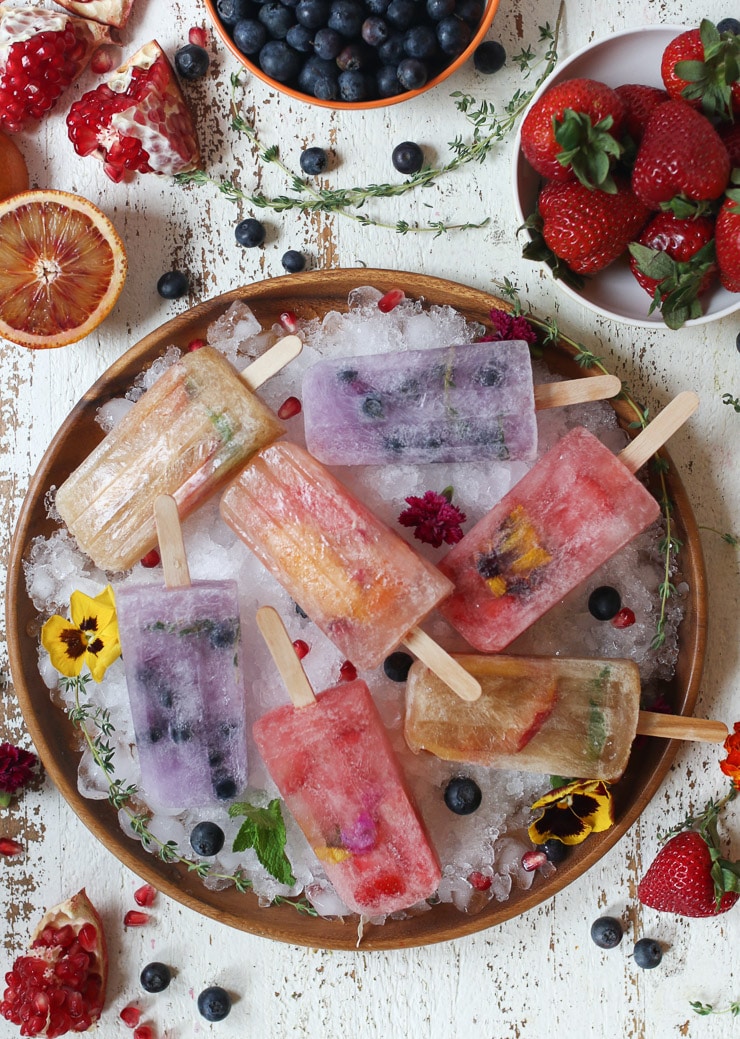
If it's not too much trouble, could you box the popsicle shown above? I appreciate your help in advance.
[115,495,248,811]
[303,339,621,466]
[404,654,729,782]
[55,335,302,573]
[253,605,441,917]
[220,440,480,700]
[438,392,699,653]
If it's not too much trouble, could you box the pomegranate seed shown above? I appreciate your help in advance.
[123,910,150,927]
[134,1025,155,1039]
[120,1005,142,1028]
[134,883,157,907]
[467,871,492,891]
[278,396,302,420]
[140,549,160,568]
[292,639,309,660]
[187,337,206,351]
[612,607,636,629]
[189,27,208,47]
[521,850,548,872]
[279,310,298,332]
[0,837,23,856]
[339,660,357,682]
[90,47,118,75]
[77,923,98,953]
[378,289,405,313]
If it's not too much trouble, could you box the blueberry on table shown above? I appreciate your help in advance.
[282,249,306,272]
[383,650,414,682]
[444,776,482,815]
[300,146,328,175]
[175,43,210,80]
[633,938,663,969]
[392,141,424,174]
[190,821,226,856]
[590,916,623,949]
[197,986,232,1022]
[235,217,266,247]
[473,40,506,74]
[157,270,189,299]
[140,962,171,993]
[588,585,621,621]
[717,17,740,34]
[233,18,267,55]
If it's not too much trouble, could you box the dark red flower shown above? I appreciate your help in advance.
[0,743,38,797]
[398,490,467,548]
[478,308,538,346]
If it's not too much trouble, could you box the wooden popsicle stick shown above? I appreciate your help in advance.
[256,605,316,709]
[154,494,191,589]
[533,374,621,411]
[618,391,699,474]
[402,627,481,702]
[637,711,728,744]
[239,334,302,391]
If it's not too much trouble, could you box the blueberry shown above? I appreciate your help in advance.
[313,26,344,58]
[170,722,194,743]
[337,42,367,70]
[294,601,308,618]
[235,217,266,247]
[298,56,337,95]
[259,39,302,81]
[386,0,417,29]
[377,32,405,64]
[197,986,232,1022]
[588,585,621,621]
[362,394,383,417]
[259,1,296,38]
[157,270,189,299]
[436,16,471,56]
[474,39,506,74]
[362,16,390,46]
[328,0,364,37]
[397,57,427,90]
[426,0,454,17]
[444,776,482,815]
[392,140,423,174]
[282,249,306,272]
[455,0,483,24]
[209,618,239,648]
[140,962,171,993]
[217,0,254,26]
[590,916,623,949]
[214,775,238,800]
[542,838,568,864]
[233,17,267,54]
[376,63,402,97]
[717,17,740,34]
[295,0,331,26]
[190,821,226,857]
[286,23,314,50]
[383,650,414,682]
[338,68,369,100]
[300,146,328,174]
[366,0,390,12]
[313,70,340,99]
[404,24,437,59]
[633,938,663,969]
[337,366,358,381]
[174,43,210,80]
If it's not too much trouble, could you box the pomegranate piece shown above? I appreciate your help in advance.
[66,39,202,183]
[53,0,136,30]
[0,888,108,1037]
[0,6,111,134]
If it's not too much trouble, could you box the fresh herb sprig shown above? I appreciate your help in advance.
[64,673,316,915]
[176,5,564,234]
[690,999,740,1016]
[722,392,740,412]
[495,279,681,650]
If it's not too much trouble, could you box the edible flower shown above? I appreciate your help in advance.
[398,487,467,548]
[720,722,740,791]
[0,743,38,806]
[528,779,614,846]
[479,307,538,346]
[41,586,121,683]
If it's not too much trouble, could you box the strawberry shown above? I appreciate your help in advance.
[661,19,740,120]
[53,0,135,29]
[718,120,740,169]
[524,177,650,277]
[0,6,111,134]
[631,100,730,211]
[520,77,625,191]
[628,212,717,329]
[614,83,670,143]
[66,40,202,183]
[715,173,740,292]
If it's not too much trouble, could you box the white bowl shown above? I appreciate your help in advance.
[512,25,740,329]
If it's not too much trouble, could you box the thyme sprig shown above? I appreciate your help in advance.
[176,5,563,234]
[690,999,740,1016]
[63,673,317,915]
[495,280,681,650]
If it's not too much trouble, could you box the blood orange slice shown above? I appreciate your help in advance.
[0,189,127,349]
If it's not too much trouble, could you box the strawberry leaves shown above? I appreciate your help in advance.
[628,239,717,329]
[554,109,622,192]
[674,18,740,120]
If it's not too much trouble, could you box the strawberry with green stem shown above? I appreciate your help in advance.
[661,19,740,121]
[638,786,740,918]
[715,169,740,292]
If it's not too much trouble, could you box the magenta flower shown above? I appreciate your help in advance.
[398,489,467,548]
[0,743,38,805]
[478,307,538,346]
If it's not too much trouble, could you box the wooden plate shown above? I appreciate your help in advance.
[6,269,707,950]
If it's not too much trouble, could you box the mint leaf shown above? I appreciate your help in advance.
[229,799,296,885]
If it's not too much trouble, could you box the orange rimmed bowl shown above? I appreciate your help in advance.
[204,0,500,109]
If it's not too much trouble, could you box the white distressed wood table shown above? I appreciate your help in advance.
[2,0,740,1035]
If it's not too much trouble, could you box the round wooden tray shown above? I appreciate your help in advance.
[6,269,707,950]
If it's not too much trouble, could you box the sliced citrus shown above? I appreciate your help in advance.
[0,131,29,201]
[0,189,127,349]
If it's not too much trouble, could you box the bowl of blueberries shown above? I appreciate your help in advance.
[205,0,500,107]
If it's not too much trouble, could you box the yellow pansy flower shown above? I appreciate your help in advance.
[41,585,121,683]
[528,779,614,847]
